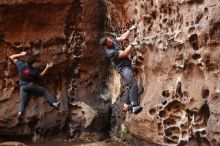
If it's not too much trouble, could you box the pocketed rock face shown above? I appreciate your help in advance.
[107,0,220,145]
[0,0,110,142]
[153,90,211,146]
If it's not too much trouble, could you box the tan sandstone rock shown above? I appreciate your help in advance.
[108,0,220,145]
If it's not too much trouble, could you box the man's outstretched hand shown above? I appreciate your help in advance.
[130,41,138,47]
[40,62,53,77]
[46,62,53,69]
[129,25,137,31]
[20,51,27,56]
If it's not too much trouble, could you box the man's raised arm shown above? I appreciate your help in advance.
[40,62,53,77]
[116,25,136,42]
[9,51,27,63]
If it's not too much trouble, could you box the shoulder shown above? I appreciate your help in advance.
[112,37,118,43]
[105,48,119,59]
[105,48,114,54]
[16,60,26,70]
[30,67,40,74]
[15,60,24,66]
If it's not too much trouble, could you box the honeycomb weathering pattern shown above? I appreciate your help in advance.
[0,0,110,141]
[0,0,220,144]
[108,0,220,145]
[151,88,211,146]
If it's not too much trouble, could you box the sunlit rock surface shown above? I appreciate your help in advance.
[107,0,220,145]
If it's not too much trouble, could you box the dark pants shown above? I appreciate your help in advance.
[19,83,56,114]
[120,67,138,105]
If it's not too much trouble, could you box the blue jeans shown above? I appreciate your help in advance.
[119,67,138,105]
[19,83,56,114]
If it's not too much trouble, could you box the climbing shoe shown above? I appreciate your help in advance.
[52,101,60,108]
[123,104,133,112]
[17,112,23,121]
[132,105,143,114]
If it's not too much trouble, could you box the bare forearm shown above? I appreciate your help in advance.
[10,53,25,59]
[118,30,130,40]
[9,52,27,63]
[116,25,136,42]
[124,44,132,56]
[40,67,49,77]
[118,44,132,58]
[40,63,53,77]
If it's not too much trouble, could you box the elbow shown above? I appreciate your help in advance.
[120,36,125,40]
[117,36,126,42]
[120,36,127,41]
[39,74,44,78]
[118,51,127,58]
[9,56,16,63]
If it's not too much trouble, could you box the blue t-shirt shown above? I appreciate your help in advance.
[16,60,40,86]
[105,38,131,73]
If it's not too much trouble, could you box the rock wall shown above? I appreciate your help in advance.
[108,0,220,146]
[0,0,110,142]
[1,0,220,145]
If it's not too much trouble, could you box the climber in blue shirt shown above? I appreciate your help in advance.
[9,51,60,120]
[99,25,143,114]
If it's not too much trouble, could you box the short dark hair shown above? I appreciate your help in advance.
[27,55,37,66]
[99,36,108,46]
